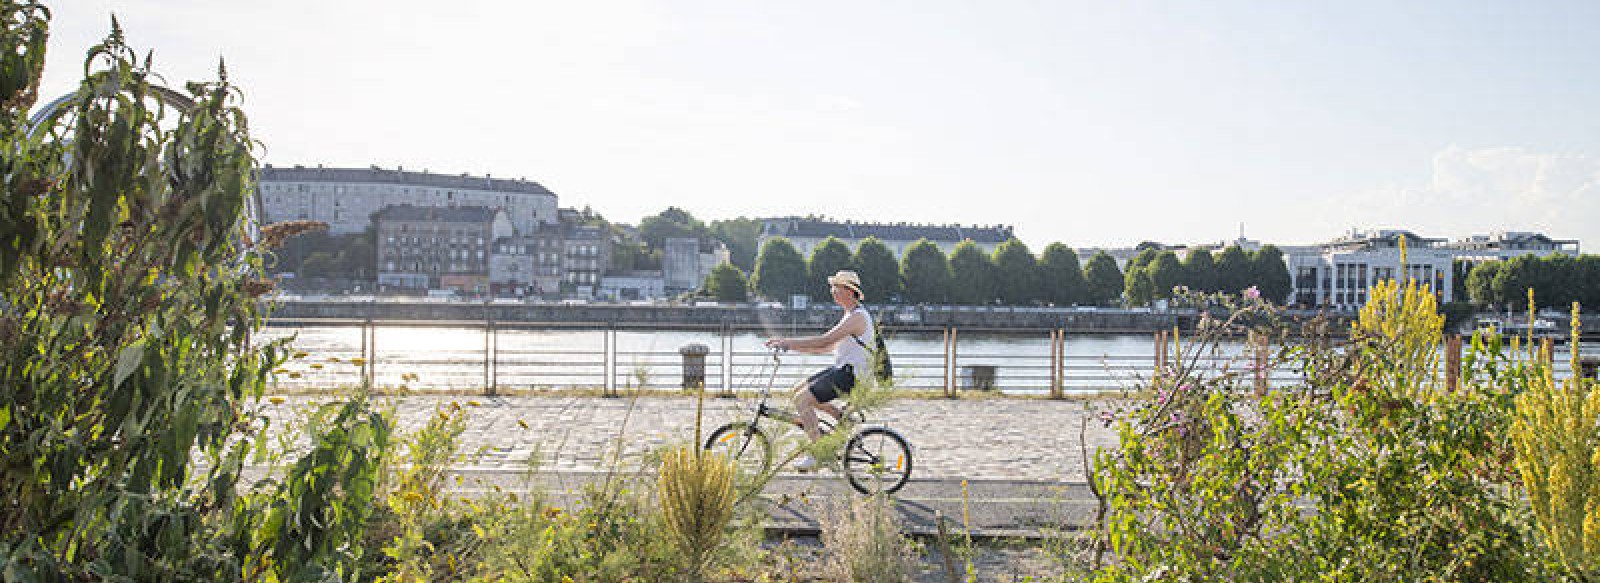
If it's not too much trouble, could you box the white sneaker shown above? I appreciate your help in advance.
[794,454,818,472]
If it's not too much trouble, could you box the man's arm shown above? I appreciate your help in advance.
[773,311,868,354]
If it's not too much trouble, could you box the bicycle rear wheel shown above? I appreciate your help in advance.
[704,422,773,480]
[842,427,913,495]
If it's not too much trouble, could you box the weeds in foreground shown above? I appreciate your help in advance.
[821,493,918,583]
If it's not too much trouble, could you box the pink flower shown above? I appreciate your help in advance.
[1178,383,1193,393]
[1243,286,1261,300]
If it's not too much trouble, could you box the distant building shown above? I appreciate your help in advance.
[1281,230,1456,309]
[488,225,564,297]
[1442,231,1581,260]
[599,271,666,301]
[663,237,731,295]
[375,205,512,292]
[257,164,558,236]
[562,223,610,297]
[757,217,1014,260]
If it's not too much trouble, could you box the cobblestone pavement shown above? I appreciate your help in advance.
[259,394,1124,483]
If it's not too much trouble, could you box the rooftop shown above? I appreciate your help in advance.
[761,217,1014,244]
[260,164,555,196]
[374,204,499,223]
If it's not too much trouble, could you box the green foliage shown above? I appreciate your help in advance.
[709,217,762,272]
[899,238,951,304]
[948,240,997,305]
[992,238,1039,305]
[271,226,374,280]
[1182,248,1217,292]
[808,237,853,302]
[638,206,707,251]
[1466,253,1600,311]
[658,448,737,580]
[1038,242,1085,306]
[1467,260,1503,306]
[1250,244,1292,304]
[1091,283,1543,582]
[851,236,901,302]
[1121,264,1154,306]
[1214,244,1252,294]
[1512,304,1600,580]
[752,237,806,301]
[1082,251,1123,306]
[0,16,404,580]
[702,262,749,302]
[1146,251,1183,300]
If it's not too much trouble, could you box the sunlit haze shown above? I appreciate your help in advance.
[38,1,1600,251]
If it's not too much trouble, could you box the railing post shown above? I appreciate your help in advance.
[1050,328,1063,399]
[1445,335,1462,392]
[948,327,959,398]
[604,324,616,397]
[363,318,375,389]
[483,319,492,395]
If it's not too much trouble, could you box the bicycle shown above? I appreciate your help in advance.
[703,347,914,495]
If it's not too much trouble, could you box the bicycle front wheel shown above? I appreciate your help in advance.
[704,422,773,480]
[842,427,913,495]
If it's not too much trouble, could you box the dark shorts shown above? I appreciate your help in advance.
[805,365,856,403]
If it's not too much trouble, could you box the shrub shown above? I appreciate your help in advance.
[820,494,917,583]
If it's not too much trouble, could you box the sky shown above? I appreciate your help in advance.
[36,1,1600,252]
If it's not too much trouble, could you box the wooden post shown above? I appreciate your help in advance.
[1445,335,1462,392]
[1049,329,1062,399]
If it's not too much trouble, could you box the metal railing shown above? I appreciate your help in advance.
[259,318,1600,396]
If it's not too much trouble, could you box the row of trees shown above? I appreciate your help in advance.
[702,236,1292,307]
[1122,246,1292,306]
[1463,253,1600,311]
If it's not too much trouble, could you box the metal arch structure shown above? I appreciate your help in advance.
[26,86,262,241]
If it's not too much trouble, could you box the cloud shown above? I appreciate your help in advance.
[1322,146,1600,249]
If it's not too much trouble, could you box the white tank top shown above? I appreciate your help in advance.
[834,306,874,372]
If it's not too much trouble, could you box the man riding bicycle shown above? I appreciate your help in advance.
[763,270,875,472]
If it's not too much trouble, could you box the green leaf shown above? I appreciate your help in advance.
[114,340,146,387]
[0,405,9,432]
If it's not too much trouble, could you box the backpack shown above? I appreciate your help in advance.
[851,317,893,384]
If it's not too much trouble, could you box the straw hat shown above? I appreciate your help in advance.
[827,270,863,299]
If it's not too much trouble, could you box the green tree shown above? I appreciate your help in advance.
[702,262,749,302]
[1493,255,1537,311]
[851,237,901,303]
[807,237,853,302]
[709,217,761,271]
[1182,248,1217,292]
[1123,264,1155,306]
[1579,255,1600,312]
[1083,251,1124,306]
[752,237,807,301]
[1466,261,1502,307]
[1,15,387,579]
[300,251,340,278]
[638,206,707,250]
[899,239,951,304]
[1037,243,1085,306]
[1146,251,1185,300]
[948,240,997,305]
[1215,245,1252,294]
[992,238,1039,305]
[1250,245,1292,304]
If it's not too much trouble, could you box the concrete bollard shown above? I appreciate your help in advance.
[679,343,709,392]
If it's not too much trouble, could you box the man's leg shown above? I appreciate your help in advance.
[815,401,842,421]
[793,387,822,441]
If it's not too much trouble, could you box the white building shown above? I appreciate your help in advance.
[599,271,667,301]
[1283,230,1456,310]
[663,237,731,294]
[758,217,1014,260]
[1441,231,1580,261]
[257,164,559,236]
